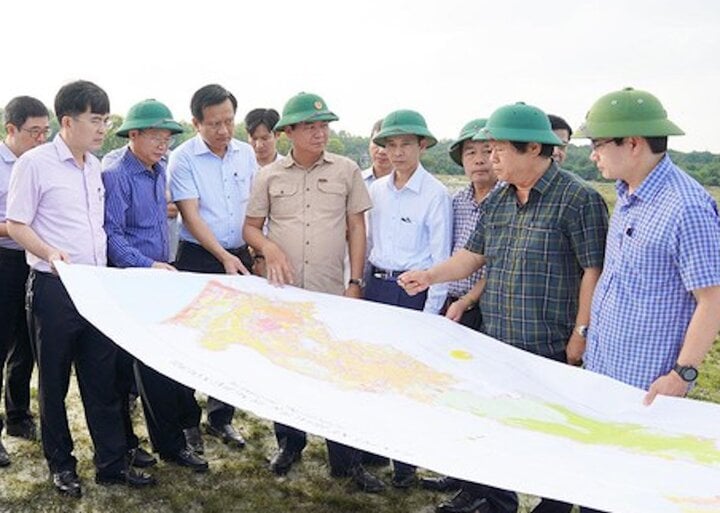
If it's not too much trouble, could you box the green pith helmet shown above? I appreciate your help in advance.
[274,92,339,131]
[372,110,437,148]
[448,118,488,165]
[115,99,184,138]
[481,102,562,145]
[574,87,684,139]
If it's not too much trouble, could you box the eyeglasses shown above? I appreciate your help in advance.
[21,127,52,138]
[202,119,234,132]
[74,115,114,130]
[142,132,175,147]
[590,139,618,151]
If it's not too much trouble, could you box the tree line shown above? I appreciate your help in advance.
[2,109,718,186]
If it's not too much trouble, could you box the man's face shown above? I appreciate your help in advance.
[67,109,111,153]
[461,140,496,189]
[6,116,51,156]
[590,138,629,181]
[385,135,426,175]
[194,99,235,154]
[489,140,534,185]
[248,124,277,163]
[285,121,329,156]
[552,128,570,164]
[369,135,391,174]
[130,128,173,167]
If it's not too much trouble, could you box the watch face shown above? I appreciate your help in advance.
[681,367,699,382]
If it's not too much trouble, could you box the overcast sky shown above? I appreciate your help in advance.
[3,0,719,152]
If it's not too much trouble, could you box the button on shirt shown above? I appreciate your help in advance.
[586,154,720,390]
[102,146,169,267]
[447,183,496,299]
[246,152,371,296]
[0,143,22,250]
[465,163,608,357]
[7,135,107,272]
[169,135,257,249]
[368,164,453,314]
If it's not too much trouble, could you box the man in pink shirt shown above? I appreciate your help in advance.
[6,80,155,498]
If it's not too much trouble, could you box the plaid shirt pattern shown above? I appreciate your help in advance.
[466,163,608,357]
[448,184,493,298]
[585,155,720,389]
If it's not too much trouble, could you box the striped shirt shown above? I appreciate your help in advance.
[0,143,22,250]
[586,154,720,390]
[447,183,495,298]
[102,147,169,267]
[466,163,608,357]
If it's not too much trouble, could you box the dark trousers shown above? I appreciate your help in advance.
[135,360,199,457]
[0,247,34,431]
[273,422,361,476]
[175,240,253,427]
[116,348,139,450]
[28,271,126,474]
[363,272,428,477]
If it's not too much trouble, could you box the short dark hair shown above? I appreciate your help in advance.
[548,114,572,138]
[54,80,109,123]
[370,118,384,138]
[244,108,280,136]
[613,136,668,154]
[510,141,554,158]
[191,84,237,122]
[3,96,49,128]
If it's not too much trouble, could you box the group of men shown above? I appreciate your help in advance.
[0,80,719,513]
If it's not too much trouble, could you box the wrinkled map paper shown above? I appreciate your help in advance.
[56,263,720,513]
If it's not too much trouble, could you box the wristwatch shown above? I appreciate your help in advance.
[575,325,589,338]
[673,363,699,383]
[348,278,365,288]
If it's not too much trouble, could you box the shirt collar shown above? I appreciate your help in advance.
[361,167,374,181]
[616,153,672,203]
[53,134,85,166]
[531,161,560,196]
[0,142,17,164]
[282,150,334,169]
[387,163,427,193]
[192,134,241,157]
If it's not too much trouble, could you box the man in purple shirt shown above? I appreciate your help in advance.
[6,81,155,497]
[102,99,208,473]
[0,96,50,467]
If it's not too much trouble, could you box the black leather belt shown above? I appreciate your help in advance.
[370,265,407,280]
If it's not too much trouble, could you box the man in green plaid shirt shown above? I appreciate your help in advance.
[399,102,608,513]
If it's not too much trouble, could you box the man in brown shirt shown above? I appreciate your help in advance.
[244,92,383,493]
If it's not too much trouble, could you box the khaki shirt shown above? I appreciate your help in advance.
[246,151,371,295]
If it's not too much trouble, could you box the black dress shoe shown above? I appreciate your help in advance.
[392,470,417,489]
[95,468,157,488]
[436,490,490,513]
[183,427,204,455]
[421,475,462,492]
[205,423,245,449]
[52,470,82,498]
[350,465,386,493]
[128,446,157,468]
[161,448,209,473]
[6,419,38,441]
[269,446,302,475]
[0,440,11,467]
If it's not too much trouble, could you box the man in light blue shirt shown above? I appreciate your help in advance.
[366,110,452,315]
[364,109,451,488]
[169,84,257,451]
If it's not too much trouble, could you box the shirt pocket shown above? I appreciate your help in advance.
[521,223,564,262]
[269,182,300,218]
[625,239,674,293]
[316,180,347,215]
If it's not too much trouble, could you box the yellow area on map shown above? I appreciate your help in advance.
[165,281,455,401]
[668,495,720,513]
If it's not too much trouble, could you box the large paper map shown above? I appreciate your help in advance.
[56,263,720,513]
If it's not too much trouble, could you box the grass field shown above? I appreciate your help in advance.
[1,177,718,513]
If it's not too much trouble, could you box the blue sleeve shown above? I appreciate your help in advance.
[676,201,720,291]
[169,149,198,202]
[103,171,154,268]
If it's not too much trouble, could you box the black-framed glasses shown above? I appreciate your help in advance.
[590,139,618,151]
